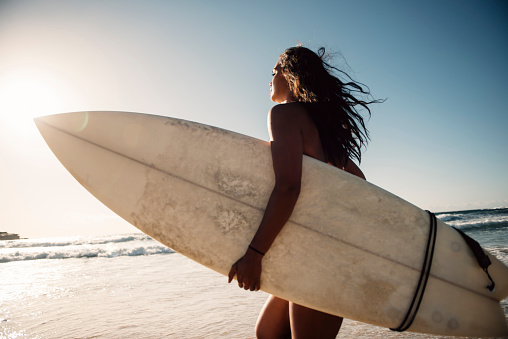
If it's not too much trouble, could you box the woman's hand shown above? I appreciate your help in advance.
[228,249,263,291]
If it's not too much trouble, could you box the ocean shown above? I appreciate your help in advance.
[1,208,507,338]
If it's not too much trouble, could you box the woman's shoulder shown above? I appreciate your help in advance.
[269,102,308,122]
[268,103,316,139]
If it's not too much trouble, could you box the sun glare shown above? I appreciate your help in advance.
[0,69,70,139]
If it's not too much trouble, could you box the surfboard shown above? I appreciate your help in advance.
[35,111,508,337]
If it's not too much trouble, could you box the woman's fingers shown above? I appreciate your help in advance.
[227,263,237,283]
[230,265,254,290]
[254,279,261,291]
[227,255,262,291]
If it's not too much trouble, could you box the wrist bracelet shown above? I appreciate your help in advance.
[248,245,265,256]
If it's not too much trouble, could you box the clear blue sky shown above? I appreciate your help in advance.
[0,0,507,238]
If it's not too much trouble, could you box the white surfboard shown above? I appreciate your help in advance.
[35,111,508,337]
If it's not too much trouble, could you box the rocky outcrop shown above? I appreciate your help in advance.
[0,232,20,240]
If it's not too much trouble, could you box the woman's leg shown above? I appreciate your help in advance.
[289,302,343,339]
[255,295,291,339]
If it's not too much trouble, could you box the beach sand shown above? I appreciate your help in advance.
[1,250,486,338]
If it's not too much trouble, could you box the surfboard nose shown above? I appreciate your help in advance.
[35,111,91,135]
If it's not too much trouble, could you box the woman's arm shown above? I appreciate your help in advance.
[250,104,304,253]
[228,104,305,291]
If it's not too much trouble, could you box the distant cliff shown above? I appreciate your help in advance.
[0,232,20,240]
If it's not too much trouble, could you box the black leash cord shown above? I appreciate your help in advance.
[390,211,437,332]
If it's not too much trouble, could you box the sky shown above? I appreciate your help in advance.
[0,0,507,238]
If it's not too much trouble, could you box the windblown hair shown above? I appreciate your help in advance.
[278,46,382,167]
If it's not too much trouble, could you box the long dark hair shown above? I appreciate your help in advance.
[278,46,382,167]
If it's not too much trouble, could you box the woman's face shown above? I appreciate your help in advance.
[270,62,292,103]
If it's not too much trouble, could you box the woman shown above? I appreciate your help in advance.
[228,46,380,339]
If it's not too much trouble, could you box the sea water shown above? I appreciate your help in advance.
[1,208,507,338]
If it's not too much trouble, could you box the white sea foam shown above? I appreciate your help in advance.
[436,208,508,230]
[0,233,173,263]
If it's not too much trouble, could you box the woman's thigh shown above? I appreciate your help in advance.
[289,302,343,339]
[255,295,291,339]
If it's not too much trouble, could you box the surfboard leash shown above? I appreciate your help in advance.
[390,210,437,332]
